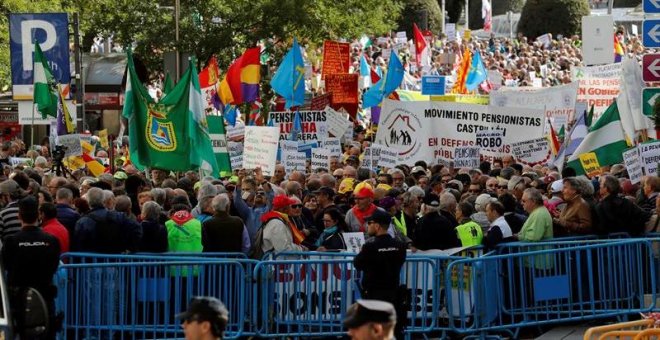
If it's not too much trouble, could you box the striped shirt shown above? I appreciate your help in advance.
[0,201,22,241]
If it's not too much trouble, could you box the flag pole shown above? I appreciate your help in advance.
[31,103,35,148]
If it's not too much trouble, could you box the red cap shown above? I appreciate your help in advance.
[272,195,296,210]
[354,187,374,199]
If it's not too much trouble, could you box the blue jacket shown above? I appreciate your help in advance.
[233,188,272,243]
[56,203,80,236]
[73,207,142,253]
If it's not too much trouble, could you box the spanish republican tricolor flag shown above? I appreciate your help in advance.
[218,47,261,105]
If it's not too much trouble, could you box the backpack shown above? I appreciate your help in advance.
[248,225,266,260]
[87,212,123,253]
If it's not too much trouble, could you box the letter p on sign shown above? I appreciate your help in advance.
[21,20,57,71]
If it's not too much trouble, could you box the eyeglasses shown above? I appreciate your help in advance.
[291,204,303,209]
[256,191,265,196]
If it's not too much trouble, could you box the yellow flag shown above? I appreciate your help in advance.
[99,129,109,149]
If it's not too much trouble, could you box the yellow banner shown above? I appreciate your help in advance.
[579,152,601,177]
[430,94,489,105]
[98,129,109,149]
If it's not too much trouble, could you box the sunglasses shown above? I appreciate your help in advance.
[291,204,303,209]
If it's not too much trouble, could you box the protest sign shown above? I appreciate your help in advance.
[374,99,544,164]
[322,40,350,79]
[311,148,331,171]
[58,134,83,157]
[280,140,299,155]
[269,111,328,142]
[623,147,643,184]
[283,151,307,173]
[310,94,331,110]
[572,62,621,80]
[325,106,352,138]
[536,34,551,48]
[297,141,318,158]
[342,232,366,253]
[487,70,502,90]
[579,152,602,177]
[445,23,456,41]
[362,145,382,169]
[576,77,620,119]
[228,142,243,171]
[98,129,109,149]
[321,138,342,157]
[378,147,400,169]
[226,121,245,141]
[325,74,358,105]
[510,138,551,166]
[475,130,504,153]
[9,157,30,167]
[454,147,480,169]
[490,82,578,121]
[243,126,279,175]
[640,140,660,177]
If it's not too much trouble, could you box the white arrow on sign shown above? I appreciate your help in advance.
[649,24,660,44]
[647,93,660,108]
[651,0,660,9]
[649,58,660,78]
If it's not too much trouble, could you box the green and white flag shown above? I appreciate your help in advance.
[33,43,58,118]
[207,115,233,177]
[188,60,220,178]
[566,101,629,175]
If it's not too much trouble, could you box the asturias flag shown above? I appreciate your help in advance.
[362,52,404,108]
[465,51,487,91]
[270,38,305,109]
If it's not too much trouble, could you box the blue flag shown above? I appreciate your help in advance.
[290,110,302,141]
[224,104,237,126]
[270,38,305,109]
[362,52,404,108]
[360,55,370,77]
[465,51,487,91]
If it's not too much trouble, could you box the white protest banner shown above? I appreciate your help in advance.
[374,100,545,165]
[362,145,382,169]
[9,157,31,166]
[576,77,620,119]
[280,140,299,155]
[572,62,621,80]
[342,124,353,143]
[268,111,328,142]
[378,148,400,169]
[322,138,342,157]
[58,134,83,157]
[228,141,243,171]
[623,147,643,184]
[511,137,551,166]
[325,106,351,138]
[490,82,578,121]
[243,126,279,175]
[640,140,660,177]
[342,232,366,253]
[381,48,391,59]
[445,23,456,41]
[475,130,504,152]
[454,147,480,169]
[311,148,331,171]
[581,15,614,66]
[283,151,307,173]
[226,121,245,141]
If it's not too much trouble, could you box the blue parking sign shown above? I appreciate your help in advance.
[643,19,660,48]
[644,0,660,13]
[10,13,70,100]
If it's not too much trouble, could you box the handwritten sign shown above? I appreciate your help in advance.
[511,138,551,166]
[640,140,660,176]
[454,147,480,169]
[228,141,244,171]
[310,94,331,110]
[325,74,359,105]
[378,148,400,169]
[325,106,352,138]
[322,40,350,79]
[579,152,601,177]
[283,151,307,173]
[58,134,83,157]
[322,138,342,157]
[342,232,366,253]
[311,148,331,171]
[361,145,382,169]
[623,147,643,184]
[243,126,279,175]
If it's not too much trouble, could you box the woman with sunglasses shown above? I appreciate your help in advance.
[316,208,348,251]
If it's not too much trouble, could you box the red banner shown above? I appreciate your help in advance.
[325,74,358,118]
[322,40,350,79]
[310,93,331,110]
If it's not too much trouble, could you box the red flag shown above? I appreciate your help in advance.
[370,69,381,84]
[198,56,220,88]
[413,23,428,66]
[548,119,561,156]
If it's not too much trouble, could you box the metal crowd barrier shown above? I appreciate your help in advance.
[59,260,247,340]
[446,239,656,338]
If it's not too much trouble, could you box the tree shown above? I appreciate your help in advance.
[397,0,443,36]
[518,0,590,39]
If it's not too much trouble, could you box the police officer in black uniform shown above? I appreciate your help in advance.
[2,196,60,339]
[354,209,407,339]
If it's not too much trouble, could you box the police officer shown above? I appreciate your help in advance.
[343,299,397,340]
[354,209,407,339]
[177,296,229,340]
[2,196,60,339]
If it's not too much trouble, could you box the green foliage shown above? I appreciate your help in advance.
[397,0,443,35]
[613,0,641,7]
[518,0,590,39]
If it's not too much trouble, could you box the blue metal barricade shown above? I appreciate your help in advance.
[59,259,247,340]
[445,239,656,337]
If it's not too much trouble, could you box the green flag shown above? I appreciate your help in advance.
[163,72,174,94]
[33,43,58,118]
[566,101,628,175]
[187,59,220,178]
[585,105,594,128]
[122,51,193,172]
[207,115,233,177]
[558,125,565,140]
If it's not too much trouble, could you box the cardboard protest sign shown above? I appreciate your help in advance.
[58,134,83,157]
[228,142,243,171]
[311,148,331,171]
[454,147,480,169]
[325,106,352,138]
[374,100,544,165]
[579,152,602,177]
[321,138,342,157]
[640,140,660,177]
[378,147,400,169]
[322,40,350,79]
[325,73,359,118]
[243,126,279,175]
[511,138,551,166]
[342,232,366,253]
[283,151,307,173]
[269,111,328,142]
[623,147,643,184]
[310,93,331,110]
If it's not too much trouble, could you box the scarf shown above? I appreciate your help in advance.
[261,210,305,245]
[315,226,338,248]
[352,203,377,232]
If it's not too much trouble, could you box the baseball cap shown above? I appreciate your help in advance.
[354,186,374,199]
[176,296,228,323]
[313,186,335,198]
[411,166,426,175]
[272,195,296,210]
[365,209,391,225]
[113,171,128,180]
[551,179,564,194]
[343,300,396,329]
[423,193,440,207]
